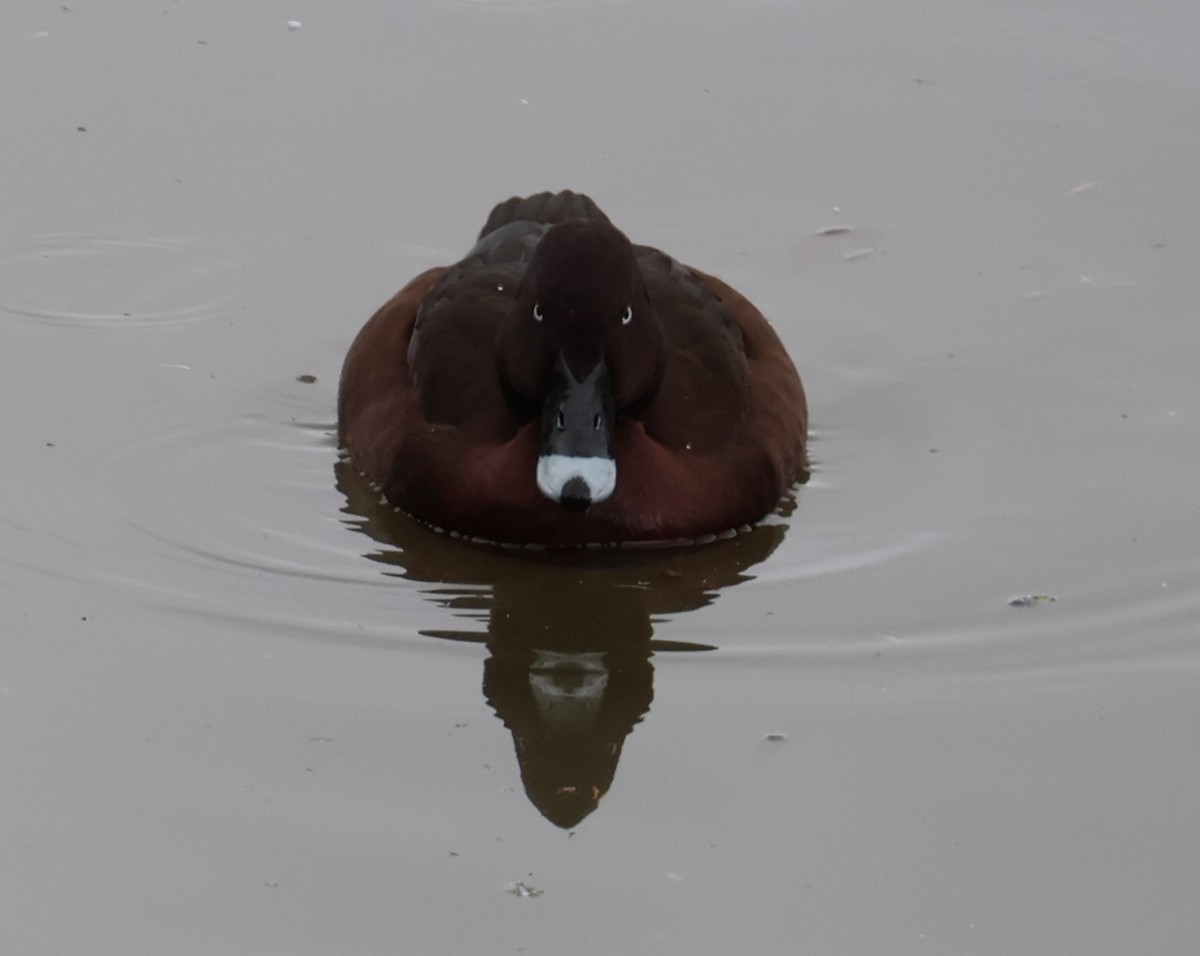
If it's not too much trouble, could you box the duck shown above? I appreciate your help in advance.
[338,190,807,547]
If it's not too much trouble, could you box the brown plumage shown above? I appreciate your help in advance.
[338,190,807,546]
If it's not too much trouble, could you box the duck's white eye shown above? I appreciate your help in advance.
[621,305,633,325]
[533,302,544,322]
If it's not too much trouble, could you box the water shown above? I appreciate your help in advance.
[3,1,1199,952]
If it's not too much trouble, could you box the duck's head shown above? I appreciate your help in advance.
[499,219,664,511]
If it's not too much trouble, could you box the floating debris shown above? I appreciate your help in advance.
[509,881,543,898]
[816,226,852,236]
[764,733,788,743]
[1008,594,1058,608]
[295,373,317,384]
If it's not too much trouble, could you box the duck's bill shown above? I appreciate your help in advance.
[537,453,616,510]
[537,353,616,510]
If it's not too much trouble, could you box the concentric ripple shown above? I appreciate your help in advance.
[0,234,243,328]
[5,306,1196,691]
[6,363,927,657]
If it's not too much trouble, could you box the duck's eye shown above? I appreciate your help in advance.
[555,409,565,430]
[592,413,603,431]
[533,302,544,323]
[621,305,633,325]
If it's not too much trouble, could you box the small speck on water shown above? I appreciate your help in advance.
[765,733,787,742]
[295,374,317,384]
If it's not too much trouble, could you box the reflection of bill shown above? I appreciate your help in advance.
[485,646,653,828]
[335,459,793,826]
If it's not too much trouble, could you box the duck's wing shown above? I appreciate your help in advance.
[631,245,808,489]
[632,245,751,451]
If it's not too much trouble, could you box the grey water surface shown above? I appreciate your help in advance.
[3,1,1199,953]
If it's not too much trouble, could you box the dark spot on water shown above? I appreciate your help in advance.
[296,374,317,384]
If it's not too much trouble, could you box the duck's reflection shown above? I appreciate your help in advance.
[483,644,652,827]
[335,461,790,826]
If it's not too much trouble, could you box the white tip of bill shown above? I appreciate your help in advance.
[536,454,616,506]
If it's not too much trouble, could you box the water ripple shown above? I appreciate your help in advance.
[0,234,243,328]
